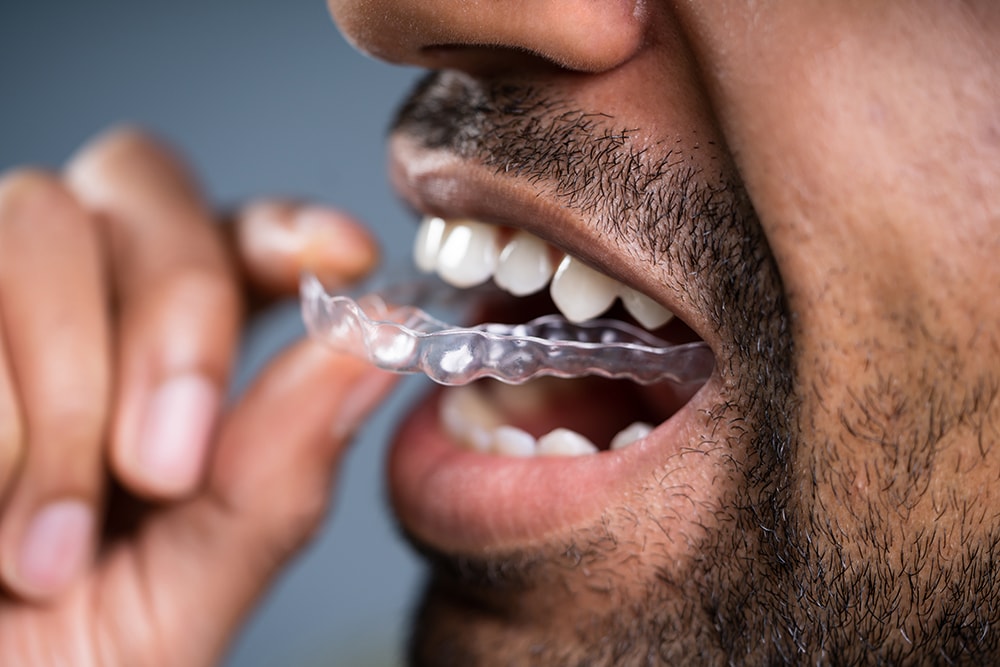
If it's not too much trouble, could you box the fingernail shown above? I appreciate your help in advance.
[331,370,397,440]
[295,206,378,280]
[15,499,93,598]
[136,373,219,495]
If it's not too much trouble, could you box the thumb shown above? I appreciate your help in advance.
[131,340,397,666]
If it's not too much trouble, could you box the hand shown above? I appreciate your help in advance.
[0,127,394,666]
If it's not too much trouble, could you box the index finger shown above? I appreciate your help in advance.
[66,127,240,499]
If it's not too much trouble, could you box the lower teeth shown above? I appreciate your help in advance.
[492,426,537,457]
[610,422,653,450]
[439,384,655,457]
[536,429,599,456]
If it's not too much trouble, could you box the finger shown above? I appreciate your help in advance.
[0,170,110,600]
[232,199,379,299]
[66,127,240,500]
[123,342,395,665]
[0,319,23,497]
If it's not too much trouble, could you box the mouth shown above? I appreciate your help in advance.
[415,212,708,454]
[385,130,727,554]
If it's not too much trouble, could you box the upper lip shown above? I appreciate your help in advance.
[387,130,719,351]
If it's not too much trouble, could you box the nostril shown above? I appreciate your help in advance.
[419,45,567,78]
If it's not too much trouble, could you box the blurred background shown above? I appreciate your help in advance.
[0,1,426,665]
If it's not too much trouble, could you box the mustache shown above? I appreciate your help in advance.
[390,70,705,263]
[390,71,790,363]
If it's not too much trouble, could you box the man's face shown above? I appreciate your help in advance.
[329,1,1000,663]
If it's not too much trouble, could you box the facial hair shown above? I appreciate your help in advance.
[389,70,1000,666]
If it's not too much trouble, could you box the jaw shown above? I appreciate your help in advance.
[382,68,799,663]
[388,372,740,666]
[391,362,789,666]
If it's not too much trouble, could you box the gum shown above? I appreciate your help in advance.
[300,272,714,387]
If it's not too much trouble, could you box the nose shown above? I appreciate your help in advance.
[328,0,649,73]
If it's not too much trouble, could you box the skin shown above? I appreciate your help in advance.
[331,0,1000,664]
[0,130,394,665]
[0,2,997,666]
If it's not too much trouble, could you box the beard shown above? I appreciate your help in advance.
[389,71,1000,666]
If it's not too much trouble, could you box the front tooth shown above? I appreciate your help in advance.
[537,428,599,456]
[491,426,537,457]
[494,230,555,296]
[549,255,620,323]
[440,386,504,451]
[436,219,500,288]
[414,216,448,273]
[610,422,654,450]
[620,287,675,330]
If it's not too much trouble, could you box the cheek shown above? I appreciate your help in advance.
[688,4,1000,559]
[678,5,999,353]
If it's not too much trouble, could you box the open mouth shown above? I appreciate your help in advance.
[344,131,732,554]
[302,208,722,547]
[409,215,711,458]
[302,211,713,455]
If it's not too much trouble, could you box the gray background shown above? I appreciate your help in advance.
[1,1,426,665]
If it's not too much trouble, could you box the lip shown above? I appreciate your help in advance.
[390,376,721,552]
[385,130,725,553]
[388,133,721,351]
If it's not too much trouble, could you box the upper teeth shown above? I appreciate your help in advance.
[414,216,674,329]
[494,230,554,296]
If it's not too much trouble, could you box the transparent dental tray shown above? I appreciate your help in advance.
[300,271,714,386]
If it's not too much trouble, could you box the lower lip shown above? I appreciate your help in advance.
[387,376,721,553]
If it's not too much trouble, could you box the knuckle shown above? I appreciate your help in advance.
[0,169,92,245]
[82,125,157,162]
[0,168,74,220]
[69,125,178,183]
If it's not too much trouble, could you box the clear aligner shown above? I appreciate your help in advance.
[300,272,714,387]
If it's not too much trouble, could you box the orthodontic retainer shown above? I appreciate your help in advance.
[301,272,715,387]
